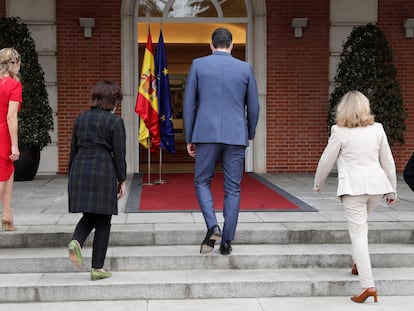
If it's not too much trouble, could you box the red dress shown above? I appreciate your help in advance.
[0,77,22,181]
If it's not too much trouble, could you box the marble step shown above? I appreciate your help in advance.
[1,222,413,248]
[0,244,413,273]
[1,296,414,311]
[1,267,414,302]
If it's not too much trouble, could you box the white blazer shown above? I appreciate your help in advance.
[314,122,396,197]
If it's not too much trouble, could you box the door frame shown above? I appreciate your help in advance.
[121,0,267,173]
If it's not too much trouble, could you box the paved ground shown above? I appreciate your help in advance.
[8,172,414,226]
[1,172,414,310]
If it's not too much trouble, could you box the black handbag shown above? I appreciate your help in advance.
[403,152,414,191]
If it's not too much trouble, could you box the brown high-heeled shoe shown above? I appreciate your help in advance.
[351,288,378,303]
[1,216,16,231]
[351,263,358,275]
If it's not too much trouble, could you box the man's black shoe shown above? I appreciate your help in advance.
[220,241,232,255]
[200,225,222,254]
[200,238,215,254]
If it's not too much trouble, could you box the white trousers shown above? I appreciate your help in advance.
[341,194,383,288]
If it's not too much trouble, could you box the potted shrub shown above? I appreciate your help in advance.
[329,23,406,145]
[0,17,54,181]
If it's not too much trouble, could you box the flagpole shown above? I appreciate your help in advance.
[142,138,156,186]
[154,28,176,182]
[154,148,168,184]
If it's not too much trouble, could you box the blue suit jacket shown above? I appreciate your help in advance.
[183,51,260,146]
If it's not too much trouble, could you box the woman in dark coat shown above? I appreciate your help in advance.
[68,80,126,281]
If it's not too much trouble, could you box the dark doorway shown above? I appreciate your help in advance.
[138,41,245,173]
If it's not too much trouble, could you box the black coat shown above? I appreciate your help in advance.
[68,108,126,215]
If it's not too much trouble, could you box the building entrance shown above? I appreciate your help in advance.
[137,23,246,172]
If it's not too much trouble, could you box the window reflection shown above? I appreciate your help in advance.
[168,0,214,17]
[138,0,164,17]
[138,0,247,18]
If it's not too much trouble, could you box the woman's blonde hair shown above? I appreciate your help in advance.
[335,90,375,128]
[0,47,21,79]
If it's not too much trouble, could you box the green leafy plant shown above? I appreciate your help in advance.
[329,23,406,145]
[0,17,53,150]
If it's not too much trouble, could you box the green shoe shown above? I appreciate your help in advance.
[68,239,83,268]
[91,269,112,281]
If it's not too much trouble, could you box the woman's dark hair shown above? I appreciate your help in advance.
[90,80,123,111]
[212,28,232,49]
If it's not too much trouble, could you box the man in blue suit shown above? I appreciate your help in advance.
[183,28,260,255]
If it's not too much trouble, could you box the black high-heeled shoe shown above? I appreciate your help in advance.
[351,288,378,303]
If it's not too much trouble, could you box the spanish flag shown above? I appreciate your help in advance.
[135,29,160,153]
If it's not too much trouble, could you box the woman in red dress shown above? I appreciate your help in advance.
[0,48,22,231]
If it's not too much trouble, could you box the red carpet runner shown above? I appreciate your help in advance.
[134,173,310,212]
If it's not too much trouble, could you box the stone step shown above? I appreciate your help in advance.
[2,296,414,311]
[1,244,413,274]
[1,268,414,302]
[1,222,413,248]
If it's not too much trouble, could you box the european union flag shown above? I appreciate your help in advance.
[155,30,176,155]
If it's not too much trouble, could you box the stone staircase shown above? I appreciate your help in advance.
[1,222,414,303]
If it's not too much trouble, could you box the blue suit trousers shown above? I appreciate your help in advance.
[194,143,246,242]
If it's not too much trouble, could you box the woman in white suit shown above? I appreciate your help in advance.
[314,90,396,303]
